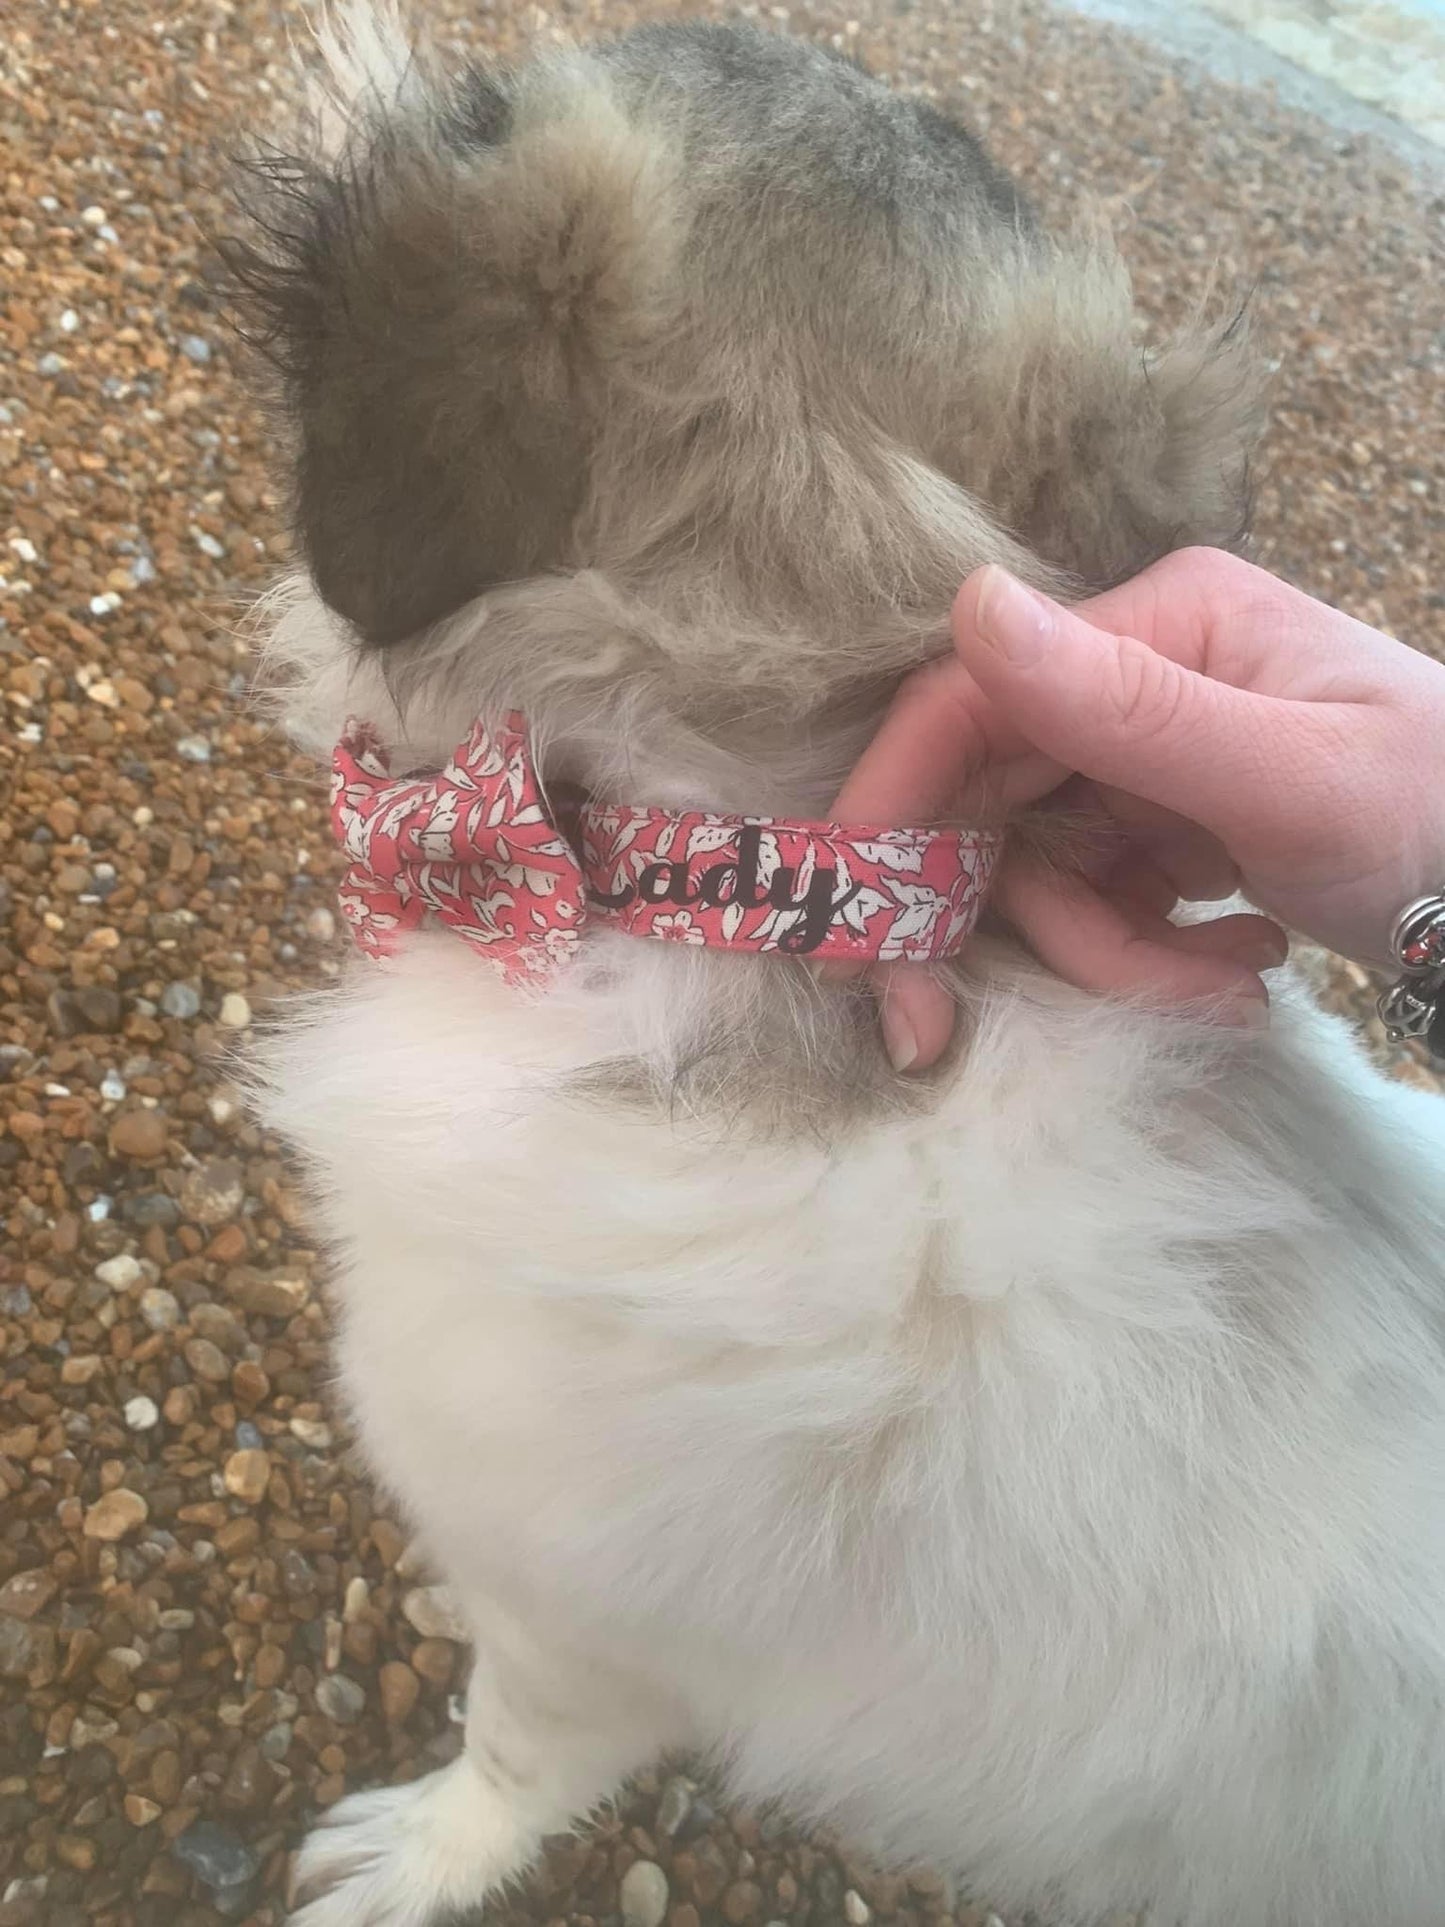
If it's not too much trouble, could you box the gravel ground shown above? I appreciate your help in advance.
[2,1,1442,1923]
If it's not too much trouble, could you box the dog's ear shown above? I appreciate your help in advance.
[1038,315,1262,587]
[220,34,683,647]
[951,254,1264,589]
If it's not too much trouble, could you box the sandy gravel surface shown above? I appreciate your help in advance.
[1,1,1441,1923]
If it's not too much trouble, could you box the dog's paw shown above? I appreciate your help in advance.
[288,1756,527,1926]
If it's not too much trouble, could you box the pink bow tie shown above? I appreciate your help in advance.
[331,714,1001,985]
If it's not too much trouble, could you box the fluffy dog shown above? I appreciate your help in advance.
[228,7,1445,1923]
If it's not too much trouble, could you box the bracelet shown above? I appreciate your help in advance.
[1377,890,1445,1059]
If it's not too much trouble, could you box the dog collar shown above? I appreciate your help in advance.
[331,713,1001,985]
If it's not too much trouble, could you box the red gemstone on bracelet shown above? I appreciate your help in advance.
[1404,933,1445,966]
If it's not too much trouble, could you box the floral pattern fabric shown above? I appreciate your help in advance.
[332,713,1001,986]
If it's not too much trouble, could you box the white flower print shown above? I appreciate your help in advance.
[495,864,560,897]
[835,884,892,937]
[849,837,925,874]
[650,911,705,945]
[412,786,459,859]
[876,880,948,959]
[685,819,737,859]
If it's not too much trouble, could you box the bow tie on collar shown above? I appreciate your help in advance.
[331,713,1002,987]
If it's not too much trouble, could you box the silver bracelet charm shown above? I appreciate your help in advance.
[1376,891,1445,1056]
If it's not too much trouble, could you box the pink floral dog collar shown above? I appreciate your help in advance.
[332,714,1001,985]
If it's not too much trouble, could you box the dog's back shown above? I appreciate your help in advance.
[237,12,1445,1926]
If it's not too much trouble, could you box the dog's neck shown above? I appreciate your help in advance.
[264,570,1022,1136]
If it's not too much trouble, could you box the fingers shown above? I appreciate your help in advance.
[995,856,1274,1020]
[1091,789,1242,903]
[828,652,1060,1077]
[831,554,1306,1074]
[952,566,1314,853]
[859,877,1283,1079]
[1151,913,1288,969]
[848,868,1280,1079]
[829,655,1065,827]
[1105,850,1181,919]
[1063,546,1316,692]
[870,966,957,1074]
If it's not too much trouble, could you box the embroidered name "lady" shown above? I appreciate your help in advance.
[588,825,862,955]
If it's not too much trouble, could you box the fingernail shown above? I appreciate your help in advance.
[1246,935,1290,971]
[882,1003,919,1073]
[973,566,1054,666]
[1236,988,1271,1030]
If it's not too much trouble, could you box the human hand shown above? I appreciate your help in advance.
[833,548,1445,1072]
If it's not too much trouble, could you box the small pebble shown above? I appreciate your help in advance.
[218,990,252,1028]
[620,1857,671,1927]
[0,1571,57,1619]
[401,1585,470,1643]
[138,1285,181,1331]
[95,1252,143,1291]
[184,1336,231,1382]
[222,1448,270,1505]
[180,1158,245,1226]
[378,1660,421,1724]
[170,1820,260,1893]
[409,1638,457,1685]
[108,1108,168,1160]
[126,1192,179,1228]
[123,1396,160,1432]
[82,1489,148,1542]
[315,1673,366,1725]
[160,981,202,1019]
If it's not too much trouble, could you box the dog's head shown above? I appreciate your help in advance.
[226,3,1261,809]
[224,5,1264,1124]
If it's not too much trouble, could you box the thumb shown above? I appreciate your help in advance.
[954,567,1288,849]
